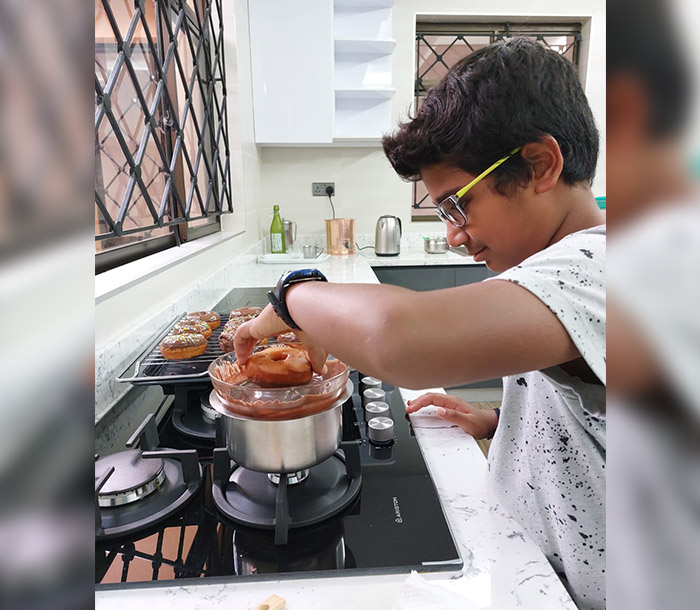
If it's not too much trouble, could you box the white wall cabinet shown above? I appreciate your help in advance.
[249,0,394,145]
[248,0,334,145]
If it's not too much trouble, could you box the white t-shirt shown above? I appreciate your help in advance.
[608,201,700,417]
[607,201,700,610]
[486,225,606,610]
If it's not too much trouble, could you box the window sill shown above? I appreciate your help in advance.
[95,229,243,304]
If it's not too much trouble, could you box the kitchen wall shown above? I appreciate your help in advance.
[257,0,607,239]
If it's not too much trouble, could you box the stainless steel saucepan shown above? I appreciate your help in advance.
[209,380,352,473]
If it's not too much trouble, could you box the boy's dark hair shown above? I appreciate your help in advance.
[608,0,690,137]
[382,37,599,194]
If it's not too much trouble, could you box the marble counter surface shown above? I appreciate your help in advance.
[96,247,575,609]
[283,232,484,267]
[359,237,482,267]
[358,231,481,267]
[361,248,482,267]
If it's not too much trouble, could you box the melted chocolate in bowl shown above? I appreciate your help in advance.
[208,350,350,420]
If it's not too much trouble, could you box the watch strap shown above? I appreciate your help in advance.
[267,268,328,330]
[486,407,500,440]
[267,289,299,329]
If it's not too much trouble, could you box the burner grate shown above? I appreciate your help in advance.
[212,442,362,546]
[95,415,203,540]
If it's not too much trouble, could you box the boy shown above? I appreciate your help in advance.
[607,1,700,608]
[235,39,605,610]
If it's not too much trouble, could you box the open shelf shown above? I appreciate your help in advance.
[334,6,392,40]
[335,49,392,89]
[334,39,395,55]
[334,97,392,140]
[332,0,393,144]
[334,88,395,100]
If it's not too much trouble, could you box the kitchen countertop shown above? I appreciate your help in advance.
[292,232,484,267]
[360,245,482,267]
[96,249,576,610]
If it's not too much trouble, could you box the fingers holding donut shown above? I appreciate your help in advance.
[232,304,329,376]
[294,332,328,375]
[245,345,312,387]
[233,304,292,365]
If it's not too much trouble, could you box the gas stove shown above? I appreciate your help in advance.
[95,371,462,588]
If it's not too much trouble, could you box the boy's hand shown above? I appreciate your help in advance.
[406,392,498,440]
[233,304,328,374]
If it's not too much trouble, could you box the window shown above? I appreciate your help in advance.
[412,21,583,220]
[95,0,232,272]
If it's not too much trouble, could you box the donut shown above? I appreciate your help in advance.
[219,307,264,353]
[223,318,245,332]
[173,319,212,339]
[225,307,262,329]
[245,345,312,387]
[160,333,207,360]
[186,311,221,330]
[229,306,262,319]
[219,328,267,354]
[219,327,236,354]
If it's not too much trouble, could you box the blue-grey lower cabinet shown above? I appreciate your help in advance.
[372,264,497,290]
[371,266,456,291]
[371,264,502,390]
[454,265,499,285]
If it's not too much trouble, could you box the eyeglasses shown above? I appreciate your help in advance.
[435,146,522,228]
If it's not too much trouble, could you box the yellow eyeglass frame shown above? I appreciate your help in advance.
[435,146,522,227]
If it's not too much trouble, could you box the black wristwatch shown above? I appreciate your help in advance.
[486,407,501,440]
[267,268,328,330]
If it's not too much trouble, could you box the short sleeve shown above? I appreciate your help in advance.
[486,225,606,384]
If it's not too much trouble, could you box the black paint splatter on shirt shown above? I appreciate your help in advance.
[487,225,606,610]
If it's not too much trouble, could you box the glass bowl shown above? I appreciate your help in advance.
[208,347,350,420]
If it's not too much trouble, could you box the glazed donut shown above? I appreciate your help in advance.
[218,327,236,354]
[229,306,262,319]
[223,317,246,332]
[186,310,221,330]
[219,328,267,354]
[160,333,207,360]
[218,307,263,353]
[173,319,212,339]
[245,345,312,387]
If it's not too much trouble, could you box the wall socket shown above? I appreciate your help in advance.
[312,182,335,196]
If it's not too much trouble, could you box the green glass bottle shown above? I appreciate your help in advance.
[270,204,286,254]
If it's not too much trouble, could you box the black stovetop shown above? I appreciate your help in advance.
[95,372,462,589]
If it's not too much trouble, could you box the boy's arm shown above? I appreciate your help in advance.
[280,279,579,390]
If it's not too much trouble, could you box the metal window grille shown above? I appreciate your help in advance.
[412,23,583,220]
[95,0,232,268]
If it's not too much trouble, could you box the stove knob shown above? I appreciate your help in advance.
[364,400,390,421]
[362,387,386,407]
[367,416,394,445]
[360,375,382,395]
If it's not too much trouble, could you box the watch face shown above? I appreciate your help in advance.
[294,268,319,278]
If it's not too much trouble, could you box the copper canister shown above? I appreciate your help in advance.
[325,218,355,255]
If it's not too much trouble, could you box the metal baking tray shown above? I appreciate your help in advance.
[116,312,232,386]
